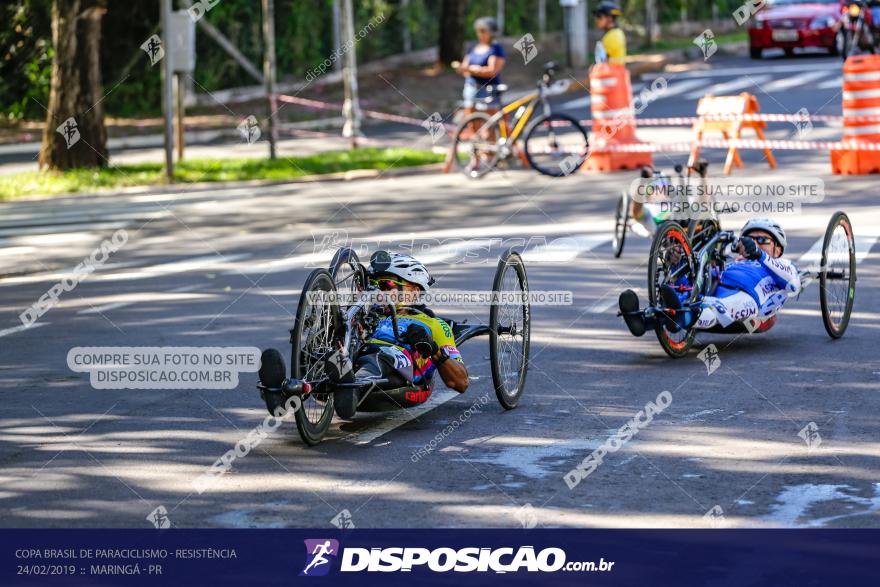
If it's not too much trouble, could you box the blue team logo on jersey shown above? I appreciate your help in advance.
[300,539,339,576]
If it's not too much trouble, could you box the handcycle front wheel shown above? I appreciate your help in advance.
[648,221,699,358]
[522,113,589,177]
[290,268,339,445]
[613,190,629,258]
[452,112,502,179]
[819,211,856,339]
[489,249,530,409]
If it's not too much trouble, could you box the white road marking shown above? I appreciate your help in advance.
[0,322,48,338]
[685,75,772,99]
[76,284,204,315]
[643,62,839,81]
[817,76,842,90]
[762,483,880,528]
[798,230,879,270]
[657,79,710,99]
[758,71,832,94]
[590,287,642,314]
[521,234,611,263]
[342,389,459,445]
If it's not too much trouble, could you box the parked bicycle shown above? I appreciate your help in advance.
[452,61,589,178]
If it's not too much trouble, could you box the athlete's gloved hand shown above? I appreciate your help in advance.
[738,235,762,261]
[400,324,438,358]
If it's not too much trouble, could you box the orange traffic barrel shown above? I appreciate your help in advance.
[832,54,880,174]
[583,63,651,173]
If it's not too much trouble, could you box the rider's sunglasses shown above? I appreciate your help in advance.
[751,236,774,246]
[369,277,408,291]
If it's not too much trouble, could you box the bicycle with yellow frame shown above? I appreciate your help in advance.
[452,61,589,178]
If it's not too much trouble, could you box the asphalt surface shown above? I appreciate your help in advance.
[1,53,879,529]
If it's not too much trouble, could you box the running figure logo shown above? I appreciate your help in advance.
[55,117,80,149]
[300,539,339,577]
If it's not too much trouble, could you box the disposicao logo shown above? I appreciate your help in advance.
[300,539,339,577]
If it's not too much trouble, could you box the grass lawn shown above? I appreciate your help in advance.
[0,147,444,200]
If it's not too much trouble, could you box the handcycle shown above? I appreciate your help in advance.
[452,61,589,178]
[256,248,531,445]
[623,211,856,358]
[613,160,714,258]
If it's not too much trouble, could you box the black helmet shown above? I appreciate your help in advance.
[474,16,499,34]
[593,2,622,17]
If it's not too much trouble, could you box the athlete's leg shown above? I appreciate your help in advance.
[694,290,758,330]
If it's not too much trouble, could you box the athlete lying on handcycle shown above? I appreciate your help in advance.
[618,217,801,335]
[322,251,469,419]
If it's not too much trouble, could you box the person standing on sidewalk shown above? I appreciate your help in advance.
[456,16,507,110]
[593,2,626,65]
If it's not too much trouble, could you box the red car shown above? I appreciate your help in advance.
[748,0,842,58]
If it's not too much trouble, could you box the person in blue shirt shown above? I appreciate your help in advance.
[619,218,801,336]
[456,16,507,109]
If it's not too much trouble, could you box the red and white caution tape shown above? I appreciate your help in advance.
[593,137,880,153]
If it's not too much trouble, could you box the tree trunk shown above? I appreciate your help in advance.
[438,0,464,66]
[39,0,108,170]
[645,0,659,48]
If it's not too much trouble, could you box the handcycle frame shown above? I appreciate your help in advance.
[258,247,531,445]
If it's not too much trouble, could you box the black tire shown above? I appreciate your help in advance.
[613,190,629,258]
[489,250,530,409]
[648,222,698,358]
[329,247,366,312]
[453,112,501,178]
[258,348,287,415]
[750,47,762,60]
[290,269,339,445]
[523,112,589,177]
[819,211,856,339]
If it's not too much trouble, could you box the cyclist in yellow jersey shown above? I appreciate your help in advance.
[331,251,469,419]
[593,2,626,65]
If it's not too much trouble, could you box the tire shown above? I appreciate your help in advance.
[647,222,698,358]
[523,113,589,177]
[453,112,502,178]
[750,47,762,60]
[329,247,366,314]
[819,211,856,339]
[290,269,339,445]
[613,190,629,258]
[489,249,530,409]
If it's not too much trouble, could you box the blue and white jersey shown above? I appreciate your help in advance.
[718,252,800,317]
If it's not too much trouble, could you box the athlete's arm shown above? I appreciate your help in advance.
[433,349,469,393]
[467,55,505,79]
[759,252,801,293]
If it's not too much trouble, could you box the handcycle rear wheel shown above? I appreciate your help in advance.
[489,249,530,409]
[648,222,699,358]
[613,190,629,258]
[290,269,339,445]
[453,112,501,178]
[522,113,589,177]
[820,211,856,339]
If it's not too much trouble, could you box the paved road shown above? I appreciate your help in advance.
[1,54,879,530]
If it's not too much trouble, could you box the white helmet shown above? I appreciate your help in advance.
[370,251,435,290]
[741,217,787,253]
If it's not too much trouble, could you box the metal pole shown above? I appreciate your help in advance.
[262,0,278,159]
[160,0,174,181]
[341,0,362,148]
[497,0,505,36]
[332,0,342,71]
[174,72,185,161]
[538,0,546,39]
[402,0,411,53]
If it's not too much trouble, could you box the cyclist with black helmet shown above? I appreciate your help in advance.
[457,16,507,109]
[618,218,801,336]
[593,2,627,65]
[328,252,470,419]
